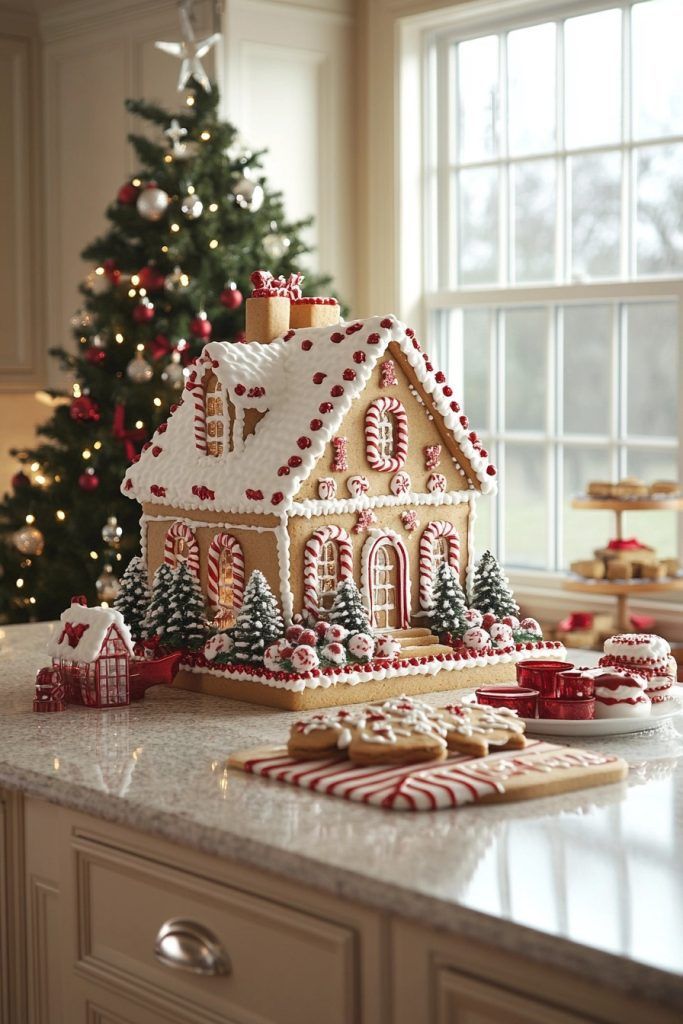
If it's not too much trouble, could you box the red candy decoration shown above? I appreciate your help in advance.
[234,384,246,396]
[330,332,344,343]
[312,372,327,384]
[380,317,393,328]
[297,436,312,449]
[288,455,302,467]
[301,339,313,350]
[443,385,453,397]
[152,446,162,457]
[277,466,290,476]
[342,368,356,381]
[366,332,380,344]
[435,371,446,383]
[319,402,333,414]
[459,415,469,428]
[353,350,366,363]
[330,384,344,397]
[486,465,496,476]
[245,489,263,500]
[271,492,284,505]
[309,419,323,431]
[345,322,362,334]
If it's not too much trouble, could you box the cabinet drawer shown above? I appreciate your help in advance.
[74,837,358,1024]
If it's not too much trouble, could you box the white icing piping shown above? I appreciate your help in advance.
[466,491,478,600]
[141,513,279,535]
[277,514,294,624]
[289,488,474,518]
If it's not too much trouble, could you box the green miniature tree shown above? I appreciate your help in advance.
[232,570,284,663]
[161,562,208,649]
[430,563,468,638]
[470,550,520,619]
[113,555,151,641]
[329,579,372,634]
[143,562,175,642]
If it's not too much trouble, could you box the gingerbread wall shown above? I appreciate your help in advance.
[294,341,477,503]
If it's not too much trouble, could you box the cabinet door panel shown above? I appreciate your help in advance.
[437,969,594,1024]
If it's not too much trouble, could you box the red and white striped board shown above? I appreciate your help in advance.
[228,741,627,812]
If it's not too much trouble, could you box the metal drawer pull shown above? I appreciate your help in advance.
[154,918,231,976]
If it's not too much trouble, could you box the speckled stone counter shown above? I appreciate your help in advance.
[1,622,682,1010]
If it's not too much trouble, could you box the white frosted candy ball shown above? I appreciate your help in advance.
[327,623,349,643]
[501,615,520,629]
[463,627,490,651]
[291,645,320,672]
[519,617,542,635]
[263,643,284,671]
[286,624,304,643]
[313,620,329,639]
[348,632,375,661]
[322,642,347,665]
[374,634,401,659]
[464,608,483,629]
[489,622,513,646]
[203,632,234,662]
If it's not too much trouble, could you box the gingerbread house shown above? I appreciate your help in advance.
[47,598,134,708]
[121,274,561,709]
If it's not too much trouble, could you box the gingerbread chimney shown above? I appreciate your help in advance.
[245,269,340,341]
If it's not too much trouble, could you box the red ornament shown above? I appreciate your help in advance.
[220,286,243,309]
[70,396,100,423]
[133,302,155,324]
[190,315,212,339]
[78,470,100,491]
[85,347,106,365]
[149,334,173,361]
[11,470,31,491]
[117,181,139,205]
[138,266,166,292]
[103,259,121,285]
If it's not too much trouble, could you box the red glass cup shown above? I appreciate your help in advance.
[475,686,538,718]
[538,696,595,720]
[556,669,595,700]
[516,660,573,698]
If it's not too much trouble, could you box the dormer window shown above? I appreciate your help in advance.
[365,397,408,472]
[205,373,225,457]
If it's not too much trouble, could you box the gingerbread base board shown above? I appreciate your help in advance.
[228,740,628,811]
[174,660,520,711]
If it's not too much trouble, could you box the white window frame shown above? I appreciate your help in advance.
[398,0,683,605]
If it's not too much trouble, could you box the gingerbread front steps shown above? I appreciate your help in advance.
[387,628,452,656]
[400,643,455,658]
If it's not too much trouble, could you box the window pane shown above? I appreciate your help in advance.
[513,160,556,282]
[626,302,678,437]
[473,457,494,556]
[508,23,556,155]
[563,305,612,435]
[462,308,491,431]
[505,443,548,567]
[565,9,621,149]
[571,153,621,280]
[458,167,499,285]
[504,307,546,431]
[636,144,683,275]
[632,0,683,140]
[624,448,679,557]
[563,446,614,567]
[456,35,499,163]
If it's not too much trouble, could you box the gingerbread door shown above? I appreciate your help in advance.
[365,533,410,630]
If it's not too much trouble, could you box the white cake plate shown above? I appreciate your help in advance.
[462,686,683,738]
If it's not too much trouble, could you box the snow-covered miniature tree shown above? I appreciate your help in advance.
[470,550,519,619]
[161,563,208,650]
[143,562,175,643]
[232,570,284,663]
[330,579,372,634]
[430,563,468,638]
[114,556,151,641]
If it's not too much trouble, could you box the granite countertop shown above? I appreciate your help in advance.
[1,622,682,1010]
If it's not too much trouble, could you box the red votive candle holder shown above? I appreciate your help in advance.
[475,686,538,718]
[538,696,596,720]
[516,660,573,697]
[556,669,595,700]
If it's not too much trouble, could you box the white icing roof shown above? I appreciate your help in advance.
[47,604,134,662]
[121,315,497,515]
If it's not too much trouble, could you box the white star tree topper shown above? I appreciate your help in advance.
[155,0,220,93]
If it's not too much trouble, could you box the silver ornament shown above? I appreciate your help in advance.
[126,354,154,384]
[226,133,252,162]
[101,516,123,547]
[263,232,291,260]
[13,525,45,556]
[161,357,185,388]
[90,333,106,348]
[96,564,121,603]
[155,2,220,94]
[70,308,92,329]
[231,175,264,212]
[164,118,187,157]
[181,193,203,219]
[136,186,170,222]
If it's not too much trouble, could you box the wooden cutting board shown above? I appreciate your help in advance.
[228,740,628,812]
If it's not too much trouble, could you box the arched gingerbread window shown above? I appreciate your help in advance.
[204,373,225,457]
[163,522,200,577]
[365,397,408,472]
[303,526,353,617]
[418,522,460,609]
[207,533,245,627]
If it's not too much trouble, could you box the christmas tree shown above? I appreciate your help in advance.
[0,60,331,623]
[470,550,520,619]
[143,562,175,643]
[232,570,284,663]
[329,580,372,634]
[430,563,468,638]
[160,562,208,650]
[113,555,151,642]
